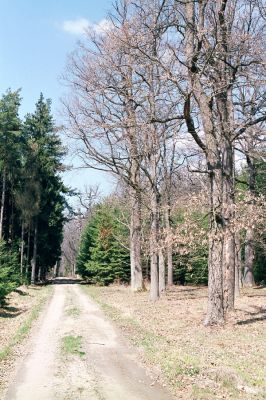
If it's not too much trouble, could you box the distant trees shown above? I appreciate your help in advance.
[0,89,68,303]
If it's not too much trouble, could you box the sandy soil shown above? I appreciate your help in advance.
[5,279,172,400]
[0,285,52,396]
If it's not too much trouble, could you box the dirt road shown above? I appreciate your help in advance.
[5,281,173,400]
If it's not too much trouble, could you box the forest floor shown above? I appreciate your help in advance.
[84,284,266,400]
[2,279,173,400]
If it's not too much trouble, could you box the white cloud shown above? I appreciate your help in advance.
[62,18,89,35]
[61,18,112,36]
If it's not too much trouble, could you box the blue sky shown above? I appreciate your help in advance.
[0,0,114,196]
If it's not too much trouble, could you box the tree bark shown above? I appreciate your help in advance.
[159,248,166,293]
[20,223,25,278]
[130,186,144,291]
[26,225,31,279]
[54,261,59,278]
[185,1,236,324]
[244,228,255,287]
[244,154,256,287]
[0,169,7,240]
[150,188,160,301]
[221,143,235,312]
[31,220,38,284]
[204,167,225,325]
[165,206,173,286]
[235,231,242,297]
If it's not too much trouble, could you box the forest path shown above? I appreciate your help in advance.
[5,280,173,400]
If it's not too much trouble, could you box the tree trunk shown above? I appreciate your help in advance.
[244,228,255,287]
[243,154,256,287]
[130,186,144,291]
[204,168,225,325]
[20,223,25,278]
[159,248,166,293]
[0,169,7,240]
[222,143,235,312]
[165,207,173,286]
[223,233,235,310]
[235,231,242,297]
[31,220,38,284]
[185,1,225,325]
[26,225,31,280]
[54,261,58,278]
[150,189,159,301]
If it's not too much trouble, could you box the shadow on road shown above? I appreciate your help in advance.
[51,277,83,285]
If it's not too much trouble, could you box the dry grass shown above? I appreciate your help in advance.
[84,284,266,400]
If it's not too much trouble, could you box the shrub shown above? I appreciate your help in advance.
[0,240,20,305]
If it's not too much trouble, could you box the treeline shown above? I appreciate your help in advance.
[71,161,265,289]
[63,0,266,325]
[0,89,67,304]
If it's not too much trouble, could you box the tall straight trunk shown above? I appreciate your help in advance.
[54,261,58,278]
[244,228,255,287]
[130,186,143,291]
[221,143,235,312]
[244,154,256,287]
[165,206,173,286]
[159,248,166,293]
[235,231,242,297]
[150,189,160,301]
[72,261,76,277]
[0,169,7,240]
[31,220,38,284]
[9,190,15,243]
[26,225,31,279]
[205,167,225,325]
[223,233,235,309]
[38,265,41,281]
[125,63,144,292]
[20,223,25,277]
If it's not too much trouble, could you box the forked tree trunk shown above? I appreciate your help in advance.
[130,186,144,291]
[0,169,7,240]
[159,248,166,293]
[185,1,225,325]
[185,0,236,325]
[31,220,38,284]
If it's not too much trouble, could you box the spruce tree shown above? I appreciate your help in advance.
[77,204,130,285]
[23,93,67,282]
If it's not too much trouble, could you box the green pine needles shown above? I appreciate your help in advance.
[0,240,20,306]
[77,204,130,285]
